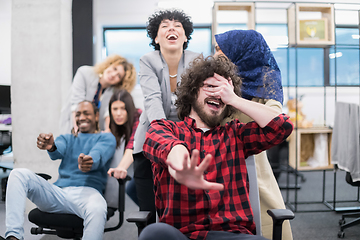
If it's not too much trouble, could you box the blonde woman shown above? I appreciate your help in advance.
[60,54,136,134]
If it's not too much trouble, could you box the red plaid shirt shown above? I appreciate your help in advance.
[125,109,142,150]
[143,114,293,240]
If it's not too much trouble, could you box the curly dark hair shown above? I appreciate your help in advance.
[146,9,193,50]
[175,55,242,121]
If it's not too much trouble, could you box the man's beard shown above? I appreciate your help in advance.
[192,98,227,128]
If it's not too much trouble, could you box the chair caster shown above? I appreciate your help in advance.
[339,219,345,226]
[338,230,345,238]
[300,175,306,182]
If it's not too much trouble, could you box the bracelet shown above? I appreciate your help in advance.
[48,143,57,152]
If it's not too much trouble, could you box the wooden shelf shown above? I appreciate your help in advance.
[287,3,335,47]
[212,2,255,44]
[289,127,333,171]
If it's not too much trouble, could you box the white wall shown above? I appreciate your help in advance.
[0,0,12,85]
[11,0,73,175]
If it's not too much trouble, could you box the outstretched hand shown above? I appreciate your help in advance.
[78,153,93,172]
[166,146,224,191]
[37,133,54,150]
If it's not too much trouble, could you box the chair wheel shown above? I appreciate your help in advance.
[339,219,345,226]
[338,231,345,238]
[301,176,306,182]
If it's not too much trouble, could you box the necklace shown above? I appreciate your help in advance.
[169,74,177,78]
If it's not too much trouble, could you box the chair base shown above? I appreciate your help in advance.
[338,212,360,238]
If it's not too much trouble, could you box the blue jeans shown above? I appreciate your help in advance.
[5,168,107,240]
[139,223,267,240]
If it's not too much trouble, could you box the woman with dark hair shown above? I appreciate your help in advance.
[214,29,292,240]
[132,9,199,225]
[105,89,141,207]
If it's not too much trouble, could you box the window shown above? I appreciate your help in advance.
[104,28,153,77]
[103,26,211,82]
[329,27,360,86]
[103,23,360,87]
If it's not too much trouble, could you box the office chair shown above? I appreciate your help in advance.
[28,174,131,239]
[338,172,360,238]
[267,141,306,189]
[127,156,295,240]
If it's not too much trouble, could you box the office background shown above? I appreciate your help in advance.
[0,0,360,239]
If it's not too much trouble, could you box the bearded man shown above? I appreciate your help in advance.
[140,55,293,240]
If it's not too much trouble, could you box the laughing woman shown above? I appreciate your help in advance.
[132,9,199,225]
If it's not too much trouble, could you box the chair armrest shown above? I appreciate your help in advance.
[36,173,52,181]
[104,174,131,233]
[126,211,152,236]
[126,211,152,223]
[267,209,295,222]
[116,175,131,185]
[267,209,295,240]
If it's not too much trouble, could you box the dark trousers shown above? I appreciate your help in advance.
[139,223,267,240]
[126,177,138,206]
[133,152,157,225]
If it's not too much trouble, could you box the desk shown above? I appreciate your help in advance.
[0,154,13,171]
[0,124,12,131]
[0,124,13,171]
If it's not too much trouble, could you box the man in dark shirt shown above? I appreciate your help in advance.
[140,55,293,240]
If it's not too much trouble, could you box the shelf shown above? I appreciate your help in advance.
[287,3,335,47]
[289,127,333,171]
[212,2,255,44]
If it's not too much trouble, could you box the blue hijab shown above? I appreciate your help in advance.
[215,30,283,104]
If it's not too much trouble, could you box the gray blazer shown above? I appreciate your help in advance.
[59,66,113,133]
[133,50,199,153]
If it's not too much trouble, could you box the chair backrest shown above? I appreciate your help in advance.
[245,155,262,236]
[104,139,126,209]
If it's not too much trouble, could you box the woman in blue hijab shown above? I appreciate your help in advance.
[215,29,292,240]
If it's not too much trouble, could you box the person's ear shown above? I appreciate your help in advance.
[155,37,159,44]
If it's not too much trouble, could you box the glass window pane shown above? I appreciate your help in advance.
[336,28,360,45]
[104,28,152,77]
[330,48,360,85]
[187,28,211,57]
[217,23,247,35]
[288,48,324,86]
[104,27,211,82]
[272,48,288,86]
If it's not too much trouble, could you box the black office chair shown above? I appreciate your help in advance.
[267,141,306,189]
[28,174,131,239]
[338,172,360,238]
